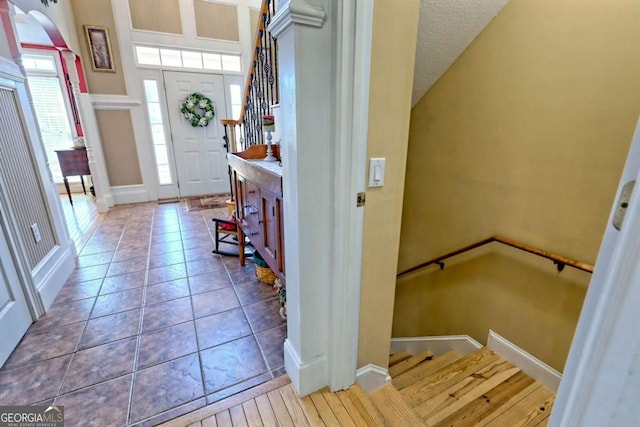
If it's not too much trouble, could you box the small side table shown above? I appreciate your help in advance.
[55,149,91,205]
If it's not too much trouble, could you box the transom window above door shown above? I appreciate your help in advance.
[134,45,242,73]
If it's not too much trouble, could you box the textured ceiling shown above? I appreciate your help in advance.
[412,0,510,106]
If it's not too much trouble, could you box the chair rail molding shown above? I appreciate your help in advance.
[90,94,141,110]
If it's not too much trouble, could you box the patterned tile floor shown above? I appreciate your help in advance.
[0,202,286,426]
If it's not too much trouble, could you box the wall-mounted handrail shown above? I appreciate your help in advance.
[397,235,594,278]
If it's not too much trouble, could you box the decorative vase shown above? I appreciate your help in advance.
[264,130,277,162]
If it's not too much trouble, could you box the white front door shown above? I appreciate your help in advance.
[163,71,230,197]
[0,217,33,366]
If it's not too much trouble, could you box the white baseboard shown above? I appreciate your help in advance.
[356,364,391,392]
[96,194,112,213]
[284,339,328,397]
[31,244,76,311]
[488,330,562,391]
[111,185,149,205]
[391,335,482,357]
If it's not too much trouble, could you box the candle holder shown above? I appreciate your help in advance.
[264,130,277,162]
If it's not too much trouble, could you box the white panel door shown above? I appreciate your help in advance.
[0,216,33,366]
[163,71,230,197]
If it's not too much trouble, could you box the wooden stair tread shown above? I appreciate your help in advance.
[432,370,537,427]
[343,383,389,426]
[308,389,340,426]
[400,346,500,407]
[462,372,542,426]
[297,393,326,426]
[320,388,358,426]
[393,350,462,390]
[389,350,413,367]
[484,385,555,426]
[414,357,520,423]
[389,350,434,378]
[369,384,426,426]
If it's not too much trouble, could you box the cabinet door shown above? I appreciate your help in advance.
[260,194,278,270]
[244,181,262,246]
[235,172,246,220]
[276,197,284,275]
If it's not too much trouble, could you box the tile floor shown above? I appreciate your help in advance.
[0,201,287,427]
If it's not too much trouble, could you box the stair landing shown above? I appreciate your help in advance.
[161,347,555,426]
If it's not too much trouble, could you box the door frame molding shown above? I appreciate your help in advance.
[551,117,640,425]
[138,68,179,200]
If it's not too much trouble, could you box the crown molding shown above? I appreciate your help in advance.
[269,0,326,38]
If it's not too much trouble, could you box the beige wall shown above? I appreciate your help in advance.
[394,246,589,371]
[96,110,143,185]
[395,0,640,369]
[70,0,126,95]
[358,0,420,369]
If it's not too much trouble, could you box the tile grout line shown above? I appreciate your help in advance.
[189,209,216,410]
[125,204,214,425]
[126,204,156,426]
[53,211,123,404]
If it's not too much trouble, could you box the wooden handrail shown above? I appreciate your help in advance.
[220,0,278,152]
[397,235,594,278]
[237,0,271,127]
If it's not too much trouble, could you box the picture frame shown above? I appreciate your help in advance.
[83,25,115,73]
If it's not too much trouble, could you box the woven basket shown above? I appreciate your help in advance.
[255,264,277,285]
[253,251,276,284]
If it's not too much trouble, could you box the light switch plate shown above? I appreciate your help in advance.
[31,223,41,243]
[368,158,385,188]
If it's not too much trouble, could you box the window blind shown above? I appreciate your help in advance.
[27,76,75,182]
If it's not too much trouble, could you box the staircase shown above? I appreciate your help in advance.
[162,347,555,426]
[384,346,555,426]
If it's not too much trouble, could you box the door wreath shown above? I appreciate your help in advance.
[180,92,215,127]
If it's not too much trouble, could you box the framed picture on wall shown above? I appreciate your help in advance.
[83,25,115,72]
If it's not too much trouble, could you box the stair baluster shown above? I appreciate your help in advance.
[220,0,279,155]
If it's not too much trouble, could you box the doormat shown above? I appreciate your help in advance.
[182,193,231,212]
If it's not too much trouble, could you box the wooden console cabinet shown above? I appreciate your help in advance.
[228,145,285,283]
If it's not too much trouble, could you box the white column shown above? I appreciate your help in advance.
[61,52,114,212]
[269,0,331,396]
[269,0,372,396]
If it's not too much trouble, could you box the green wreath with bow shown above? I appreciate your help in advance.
[180,93,215,127]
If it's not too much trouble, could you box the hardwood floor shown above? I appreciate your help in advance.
[163,347,556,426]
[60,192,102,252]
